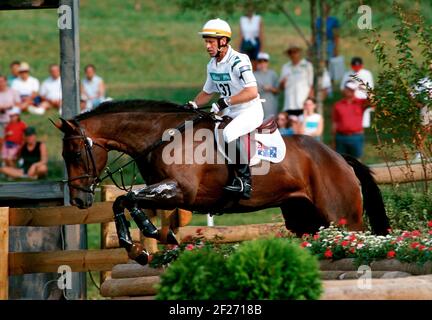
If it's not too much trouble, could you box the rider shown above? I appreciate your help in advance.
[186,18,264,199]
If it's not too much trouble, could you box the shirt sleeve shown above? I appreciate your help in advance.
[233,55,256,88]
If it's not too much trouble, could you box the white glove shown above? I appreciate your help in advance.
[187,101,198,109]
[210,103,220,113]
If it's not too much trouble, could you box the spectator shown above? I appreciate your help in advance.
[298,97,323,140]
[313,3,340,59]
[280,44,314,116]
[254,52,279,118]
[11,62,41,113]
[332,81,369,159]
[239,7,263,65]
[0,75,21,149]
[340,57,374,100]
[0,127,47,180]
[81,64,106,109]
[39,64,62,111]
[1,107,27,167]
[7,61,20,86]
[277,111,296,137]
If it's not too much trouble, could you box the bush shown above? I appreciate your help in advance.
[155,248,230,300]
[225,238,322,300]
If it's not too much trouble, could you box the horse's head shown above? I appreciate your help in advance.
[56,118,108,209]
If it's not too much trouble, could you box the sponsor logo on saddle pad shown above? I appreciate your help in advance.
[210,72,231,81]
[257,142,277,158]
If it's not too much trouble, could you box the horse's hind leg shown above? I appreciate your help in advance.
[280,197,329,237]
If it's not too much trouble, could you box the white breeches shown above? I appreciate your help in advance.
[221,97,264,143]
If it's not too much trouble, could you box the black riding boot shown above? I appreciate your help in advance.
[223,138,252,199]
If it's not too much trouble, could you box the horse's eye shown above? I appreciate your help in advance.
[65,152,81,162]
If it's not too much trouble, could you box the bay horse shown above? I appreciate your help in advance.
[57,99,390,264]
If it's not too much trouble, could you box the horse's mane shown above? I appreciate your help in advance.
[75,99,194,121]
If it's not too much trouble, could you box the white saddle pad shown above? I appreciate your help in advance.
[214,122,286,167]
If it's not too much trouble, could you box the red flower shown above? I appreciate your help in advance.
[341,240,350,247]
[402,231,411,238]
[387,250,396,258]
[429,230,432,235]
[411,230,421,237]
[313,234,320,240]
[324,249,333,258]
[338,218,348,226]
[428,221,432,228]
[348,234,357,241]
[419,245,426,250]
[387,228,393,233]
[410,242,420,249]
[185,244,195,251]
[301,241,310,248]
[349,247,356,254]
[302,233,310,239]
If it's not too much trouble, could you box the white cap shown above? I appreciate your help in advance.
[8,106,21,115]
[344,81,358,91]
[257,52,270,61]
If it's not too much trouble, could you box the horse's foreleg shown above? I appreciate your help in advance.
[112,195,149,265]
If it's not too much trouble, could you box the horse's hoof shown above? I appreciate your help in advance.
[166,230,179,245]
[128,244,149,265]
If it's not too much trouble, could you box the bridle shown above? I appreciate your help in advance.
[62,106,219,194]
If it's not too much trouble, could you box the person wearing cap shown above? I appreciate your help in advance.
[340,57,374,100]
[185,18,263,199]
[254,52,279,118]
[279,45,314,116]
[332,81,370,159]
[10,62,41,112]
[0,74,21,148]
[0,126,48,180]
[1,107,27,167]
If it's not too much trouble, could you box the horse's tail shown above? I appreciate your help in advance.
[342,154,390,235]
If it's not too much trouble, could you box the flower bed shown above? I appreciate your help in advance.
[149,221,432,269]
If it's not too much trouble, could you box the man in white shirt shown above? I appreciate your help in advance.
[186,18,264,199]
[40,64,62,111]
[11,62,40,112]
[279,45,314,116]
[340,57,374,100]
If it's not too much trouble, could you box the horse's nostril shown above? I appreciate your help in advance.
[73,198,85,208]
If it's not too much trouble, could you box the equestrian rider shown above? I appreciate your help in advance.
[186,18,264,199]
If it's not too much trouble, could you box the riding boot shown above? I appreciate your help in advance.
[223,137,252,199]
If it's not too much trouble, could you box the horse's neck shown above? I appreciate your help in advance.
[81,112,196,156]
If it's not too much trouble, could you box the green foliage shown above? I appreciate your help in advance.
[365,4,432,173]
[381,187,432,230]
[225,238,322,300]
[156,248,230,300]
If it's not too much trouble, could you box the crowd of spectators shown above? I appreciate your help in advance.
[240,6,375,160]
[0,60,108,180]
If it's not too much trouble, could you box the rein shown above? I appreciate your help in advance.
[63,106,220,193]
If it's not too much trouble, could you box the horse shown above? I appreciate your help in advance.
[57,99,390,264]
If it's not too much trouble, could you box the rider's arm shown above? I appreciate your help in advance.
[194,90,214,106]
[228,86,258,105]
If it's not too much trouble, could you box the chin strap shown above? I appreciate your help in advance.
[214,38,228,58]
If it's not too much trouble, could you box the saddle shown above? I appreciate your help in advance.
[256,117,278,134]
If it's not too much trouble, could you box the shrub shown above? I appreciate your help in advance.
[225,238,322,300]
[155,248,230,300]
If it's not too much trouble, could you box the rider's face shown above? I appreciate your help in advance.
[204,37,226,57]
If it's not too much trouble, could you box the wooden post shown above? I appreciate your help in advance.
[0,207,9,300]
[59,0,86,299]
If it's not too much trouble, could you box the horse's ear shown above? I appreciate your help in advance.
[49,118,63,131]
[56,118,76,133]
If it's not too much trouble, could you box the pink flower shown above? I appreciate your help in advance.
[324,249,333,258]
[302,233,310,239]
[313,234,320,240]
[338,218,348,226]
[185,244,195,251]
[387,250,396,258]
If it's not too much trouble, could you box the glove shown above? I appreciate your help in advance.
[211,98,229,113]
[183,101,198,110]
